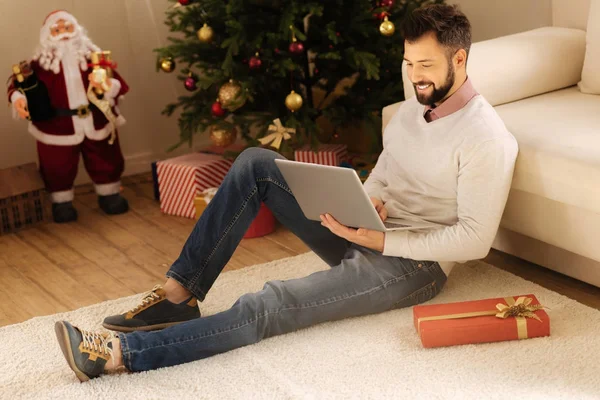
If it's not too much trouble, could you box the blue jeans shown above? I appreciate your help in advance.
[118,148,447,372]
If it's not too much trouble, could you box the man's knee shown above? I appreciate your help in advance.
[233,147,282,173]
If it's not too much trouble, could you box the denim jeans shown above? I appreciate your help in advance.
[118,148,447,372]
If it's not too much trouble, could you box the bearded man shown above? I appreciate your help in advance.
[7,10,130,223]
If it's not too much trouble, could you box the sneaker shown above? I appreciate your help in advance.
[54,321,116,382]
[102,285,200,332]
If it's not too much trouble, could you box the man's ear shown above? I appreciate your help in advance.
[454,49,467,69]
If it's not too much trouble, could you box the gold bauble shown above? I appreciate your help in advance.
[209,126,237,147]
[379,16,395,37]
[218,80,245,111]
[159,57,175,73]
[198,23,214,43]
[285,90,303,112]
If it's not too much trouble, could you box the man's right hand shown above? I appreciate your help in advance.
[370,197,388,222]
[14,98,30,119]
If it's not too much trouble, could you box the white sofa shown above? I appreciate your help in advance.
[382,0,600,287]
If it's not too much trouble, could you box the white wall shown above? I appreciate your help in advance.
[0,0,554,183]
[452,0,553,42]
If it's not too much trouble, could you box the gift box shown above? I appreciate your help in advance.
[157,153,233,218]
[413,294,550,348]
[194,188,276,238]
[294,144,348,166]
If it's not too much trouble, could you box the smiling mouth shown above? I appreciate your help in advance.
[415,84,432,91]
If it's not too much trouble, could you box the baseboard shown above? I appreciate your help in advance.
[492,227,600,288]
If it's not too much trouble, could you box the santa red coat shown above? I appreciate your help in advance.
[7,59,129,145]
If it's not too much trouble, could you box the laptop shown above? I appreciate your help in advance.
[274,159,439,232]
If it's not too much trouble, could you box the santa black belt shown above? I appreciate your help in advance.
[54,104,98,118]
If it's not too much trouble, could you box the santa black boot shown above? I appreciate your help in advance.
[52,201,78,223]
[98,194,129,215]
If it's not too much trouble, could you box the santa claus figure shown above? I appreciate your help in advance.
[7,10,129,223]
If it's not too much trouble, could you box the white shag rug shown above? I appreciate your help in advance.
[2,252,600,400]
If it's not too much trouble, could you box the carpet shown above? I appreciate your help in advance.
[1,252,600,400]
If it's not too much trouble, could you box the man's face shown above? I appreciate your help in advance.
[49,19,76,41]
[404,31,456,106]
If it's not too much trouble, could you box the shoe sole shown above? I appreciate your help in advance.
[54,321,90,383]
[102,321,185,333]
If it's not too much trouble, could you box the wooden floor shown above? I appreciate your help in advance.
[1,173,599,327]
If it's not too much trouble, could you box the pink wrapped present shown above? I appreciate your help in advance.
[294,144,348,166]
[157,153,233,218]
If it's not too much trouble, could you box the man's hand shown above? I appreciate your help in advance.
[320,213,385,253]
[14,98,29,119]
[371,197,388,222]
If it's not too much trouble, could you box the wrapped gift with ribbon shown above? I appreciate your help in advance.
[194,187,276,239]
[413,294,550,348]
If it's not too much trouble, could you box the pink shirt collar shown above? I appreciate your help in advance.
[423,77,478,122]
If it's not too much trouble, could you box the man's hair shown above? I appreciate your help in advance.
[401,4,472,60]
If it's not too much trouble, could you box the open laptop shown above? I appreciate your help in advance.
[274,159,439,232]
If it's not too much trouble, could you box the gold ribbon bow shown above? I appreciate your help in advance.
[258,118,295,150]
[417,296,548,340]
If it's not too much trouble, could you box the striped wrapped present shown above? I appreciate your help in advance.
[157,153,233,218]
[294,144,348,166]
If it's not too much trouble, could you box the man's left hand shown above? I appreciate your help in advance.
[320,213,385,253]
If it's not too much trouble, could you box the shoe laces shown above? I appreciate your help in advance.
[81,329,114,359]
[128,285,163,313]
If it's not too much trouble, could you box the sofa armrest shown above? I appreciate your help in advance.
[402,27,587,106]
[382,101,403,134]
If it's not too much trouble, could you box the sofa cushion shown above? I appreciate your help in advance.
[495,87,600,214]
[402,27,587,106]
[579,0,600,94]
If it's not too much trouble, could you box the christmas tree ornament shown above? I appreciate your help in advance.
[218,79,245,111]
[249,53,262,70]
[159,57,176,73]
[380,0,394,7]
[197,23,214,43]
[209,125,237,147]
[285,90,303,112]
[184,74,198,91]
[379,16,395,36]
[258,118,296,150]
[178,0,192,5]
[375,11,388,20]
[288,25,305,55]
[211,101,226,117]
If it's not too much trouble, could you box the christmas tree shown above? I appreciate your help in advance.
[156,0,442,154]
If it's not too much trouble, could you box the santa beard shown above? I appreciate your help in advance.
[32,25,100,74]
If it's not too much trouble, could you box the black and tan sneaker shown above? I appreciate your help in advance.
[102,285,200,332]
[55,321,117,382]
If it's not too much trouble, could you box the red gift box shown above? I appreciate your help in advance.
[157,153,233,218]
[243,202,276,238]
[413,294,550,348]
[294,144,348,166]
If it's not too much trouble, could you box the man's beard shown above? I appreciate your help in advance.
[413,62,456,106]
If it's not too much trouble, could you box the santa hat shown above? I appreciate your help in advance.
[39,10,79,43]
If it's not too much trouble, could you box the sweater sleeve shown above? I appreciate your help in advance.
[363,148,389,200]
[382,137,518,261]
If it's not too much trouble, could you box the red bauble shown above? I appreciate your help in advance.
[211,101,226,117]
[380,0,394,7]
[375,11,388,20]
[184,76,197,91]
[289,41,305,54]
[178,0,192,5]
[249,56,262,69]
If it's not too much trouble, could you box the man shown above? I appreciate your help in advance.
[54,4,518,381]
[8,10,130,223]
